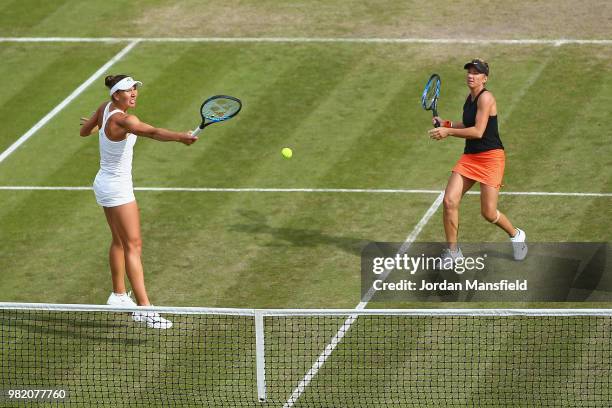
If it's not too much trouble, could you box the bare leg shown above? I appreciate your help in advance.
[443,172,476,250]
[480,183,516,236]
[104,201,150,306]
[104,209,126,294]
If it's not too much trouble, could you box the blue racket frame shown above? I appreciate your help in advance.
[192,95,242,136]
[421,74,441,127]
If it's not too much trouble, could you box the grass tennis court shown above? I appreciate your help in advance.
[1,41,610,307]
[1,1,611,407]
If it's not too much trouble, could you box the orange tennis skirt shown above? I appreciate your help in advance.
[452,149,505,189]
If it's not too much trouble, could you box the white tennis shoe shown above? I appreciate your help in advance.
[440,247,464,273]
[132,309,173,330]
[510,228,528,261]
[106,292,137,307]
[107,293,172,329]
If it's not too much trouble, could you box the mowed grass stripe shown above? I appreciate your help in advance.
[0,45,68,107]
[561,196,612,241]
[171,43,368,188]
[503,46,612,193]
[140,192,439,308]
[0,0,70,36]
[557,46,612,193]
[0,190,437,308]
[234,45,440,190]
[0,43,125,153]
[0,43,362,186]
[0,42,237,186]
[130,43,359,187]
[0,43,609,194]
[130,44,574,191]
[0,0,610,40]
[0,43,202,185]
[0,191,110,304]
[2,192,606,306]
[0,0,125,38]
[230,44,507,190]
[308,44,470,190]
[220,196,437,308]
[415,194,612,243]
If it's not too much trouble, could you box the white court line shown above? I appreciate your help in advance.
[492,191,612,197]
[0,186,610,197]
[282,192,444,408]
[0,40,140,164]
[356,192,445,309]
[0,37,611,45]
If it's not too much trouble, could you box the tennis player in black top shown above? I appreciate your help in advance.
[428,59,527,263]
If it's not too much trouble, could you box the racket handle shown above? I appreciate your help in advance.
[192,126,203,136]
[432,108,440,127]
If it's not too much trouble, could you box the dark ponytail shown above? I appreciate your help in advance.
[104,74,129,90]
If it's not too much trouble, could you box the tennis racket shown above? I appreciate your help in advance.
[421,74,441,127]
[192,95,242,136]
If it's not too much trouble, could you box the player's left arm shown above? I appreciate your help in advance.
[429,92,494,140]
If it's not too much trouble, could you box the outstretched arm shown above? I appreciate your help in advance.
[117,114,198,145]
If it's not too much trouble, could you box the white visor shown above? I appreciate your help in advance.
[109,77,142,96]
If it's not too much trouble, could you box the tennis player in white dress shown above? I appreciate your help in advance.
[80,75,198,329]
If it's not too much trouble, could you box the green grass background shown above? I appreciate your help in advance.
[0,41,610,308]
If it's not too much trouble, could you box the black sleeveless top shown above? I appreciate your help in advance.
[462,89,504,154]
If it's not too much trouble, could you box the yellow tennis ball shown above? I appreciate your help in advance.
[281,147,293,158]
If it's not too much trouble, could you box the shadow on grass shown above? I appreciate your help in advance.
[0,314,151,345]
[229,210,367,256]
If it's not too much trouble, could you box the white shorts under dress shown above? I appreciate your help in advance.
[93,102,138,208]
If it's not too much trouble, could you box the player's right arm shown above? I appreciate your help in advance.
[79,103,104,136]
[117,114,198,145]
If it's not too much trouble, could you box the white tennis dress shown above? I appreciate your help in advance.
[93,102,137,207]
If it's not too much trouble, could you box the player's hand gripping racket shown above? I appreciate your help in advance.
[421,74,441,127]
[192,95,242,136]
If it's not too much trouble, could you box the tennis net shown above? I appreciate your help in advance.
[1,303,611,407]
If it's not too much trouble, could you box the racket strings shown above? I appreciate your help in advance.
[202,99,241,121]
[422,81,440,109]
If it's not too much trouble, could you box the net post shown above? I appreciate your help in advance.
[254,310,267,402]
